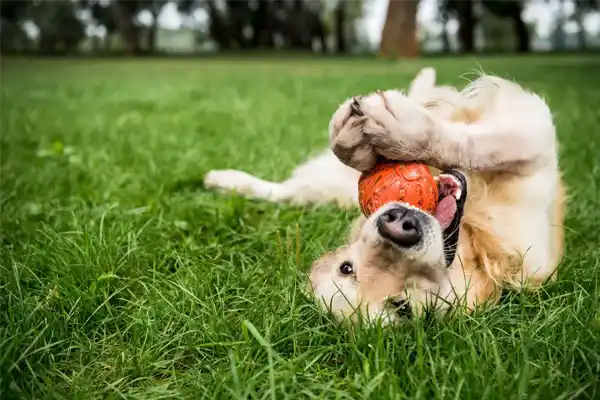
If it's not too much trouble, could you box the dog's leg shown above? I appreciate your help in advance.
[406,67,437,100]
[204,151,360,207]
[204,169,293,202]
[330,76,556,173]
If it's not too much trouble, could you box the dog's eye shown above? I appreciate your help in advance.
[339,262,354,275]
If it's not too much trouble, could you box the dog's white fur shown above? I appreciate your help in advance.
[205,67,566,325]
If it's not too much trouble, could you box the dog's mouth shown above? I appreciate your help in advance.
[434,172,464,230]
[434,170,467,266]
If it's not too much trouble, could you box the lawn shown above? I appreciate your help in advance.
[1,55,599,399]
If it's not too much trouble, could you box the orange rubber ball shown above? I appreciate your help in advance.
[358,161,438,217]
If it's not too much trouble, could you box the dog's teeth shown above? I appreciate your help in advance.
[448,175,461,186]
[454,189,462,200]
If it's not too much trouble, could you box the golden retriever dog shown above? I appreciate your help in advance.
[204,67,566,325]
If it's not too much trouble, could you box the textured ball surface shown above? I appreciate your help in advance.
[358,161,438,217]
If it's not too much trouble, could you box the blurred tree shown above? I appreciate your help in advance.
[0,0,30,21]
[81,0,117,51]
[539,0,593,50]
[79,0,143,55]
[479,5,516,52]
[81,0,169,53]
[457,0,476,53]
[0,0,33,52]
[573,0,598,49]
[573,0,587,49]
[334,0,348,53]
[436,0,451,53]
[441,0,533,53]
[176,0,328,52]
[146,1,169,52]
[482,0,529,52]
[380,0,419,58]
[250,0,276,48]
[29,0,86,54]
[110,0,143,54]
[285,0,316,50]
[440,0,476,53]
[541,0,597,50]
[332,0,365,53]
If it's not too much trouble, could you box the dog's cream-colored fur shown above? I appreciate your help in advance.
[205,67,566,324]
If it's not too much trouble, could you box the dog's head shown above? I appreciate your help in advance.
[308,171,468,325]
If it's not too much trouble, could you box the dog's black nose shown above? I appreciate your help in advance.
[378,207,422,247]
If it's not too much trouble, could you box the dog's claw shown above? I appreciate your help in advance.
[350,97,364,117]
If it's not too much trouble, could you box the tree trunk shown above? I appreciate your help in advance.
[575,11,586,49]
[555,0,567,50]
[111,0,139,55]
[456,0,475,53]
[440,7,450,53]
[92,34,100,54]
[512,10,530,52]
[314,13,327,53]
[577,23,586,50]
[207,0,231,49]
[226,0,250,49]
[334,0,347,53]
[251,0,267,48]
[379,0,419,59]
[481,0,531,52]
[39,33,57,55]
[148,10,159,53]
[264,18,275,48]
[287,0,307,50]
[104,33,113,51]
[441,25,450,53]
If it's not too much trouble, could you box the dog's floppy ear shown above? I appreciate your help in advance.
[407,67,436,100]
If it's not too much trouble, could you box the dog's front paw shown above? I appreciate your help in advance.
[329,91,433,171]
[328,97,378,172]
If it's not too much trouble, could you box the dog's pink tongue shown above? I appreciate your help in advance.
[435,196,457,230]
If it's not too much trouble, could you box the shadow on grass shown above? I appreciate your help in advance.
[166,175,210,193]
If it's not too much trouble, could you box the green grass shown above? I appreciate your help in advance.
[1,55,599,399]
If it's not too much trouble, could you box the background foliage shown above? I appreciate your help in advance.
[1,0,599,56]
